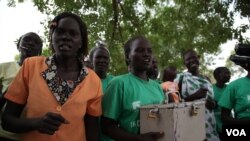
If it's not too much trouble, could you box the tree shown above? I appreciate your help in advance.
[231,0,250,21]
[7,0,250,76]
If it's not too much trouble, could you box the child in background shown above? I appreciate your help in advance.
[161,66,180,103]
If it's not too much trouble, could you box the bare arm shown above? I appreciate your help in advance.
[2,100,67,135]
[184,88,208,101]
[101,116,164,141]
[84,114,99,141]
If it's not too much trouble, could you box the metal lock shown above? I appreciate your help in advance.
[191,104,199,116]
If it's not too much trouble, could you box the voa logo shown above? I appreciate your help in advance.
[226,129,246,136]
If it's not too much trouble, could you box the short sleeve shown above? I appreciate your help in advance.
[86,74,103,117]
[102,78,123,121]
[4,60,29,105]
[218,84,234,110]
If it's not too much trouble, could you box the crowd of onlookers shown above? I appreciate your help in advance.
[0,11,250,141]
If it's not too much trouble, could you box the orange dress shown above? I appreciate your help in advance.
[4,56,102,141]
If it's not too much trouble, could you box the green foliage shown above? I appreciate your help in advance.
[8,0,250,77]
[232,0,250,18]
[42,47,52,57]
[14,54,20,61]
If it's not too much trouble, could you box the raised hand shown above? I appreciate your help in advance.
[194,88,208,99]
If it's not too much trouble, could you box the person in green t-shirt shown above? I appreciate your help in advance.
[89,40,114,141]
[89,40,114,93]
[212,67,231,140]
[101,36,165,141]
[219,44,250,138]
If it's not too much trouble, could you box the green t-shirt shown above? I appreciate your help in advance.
[152,79,162,84]
[213,84,227,132]
[102,73,164,134]
[219,77,250,119]
[100,74,114,141]
[101,74,114,93]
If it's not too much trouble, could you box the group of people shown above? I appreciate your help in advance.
[0,11,249,141]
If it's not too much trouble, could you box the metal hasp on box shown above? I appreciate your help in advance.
[140,100,206,141]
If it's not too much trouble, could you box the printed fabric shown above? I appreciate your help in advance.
[175,72,219,141]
